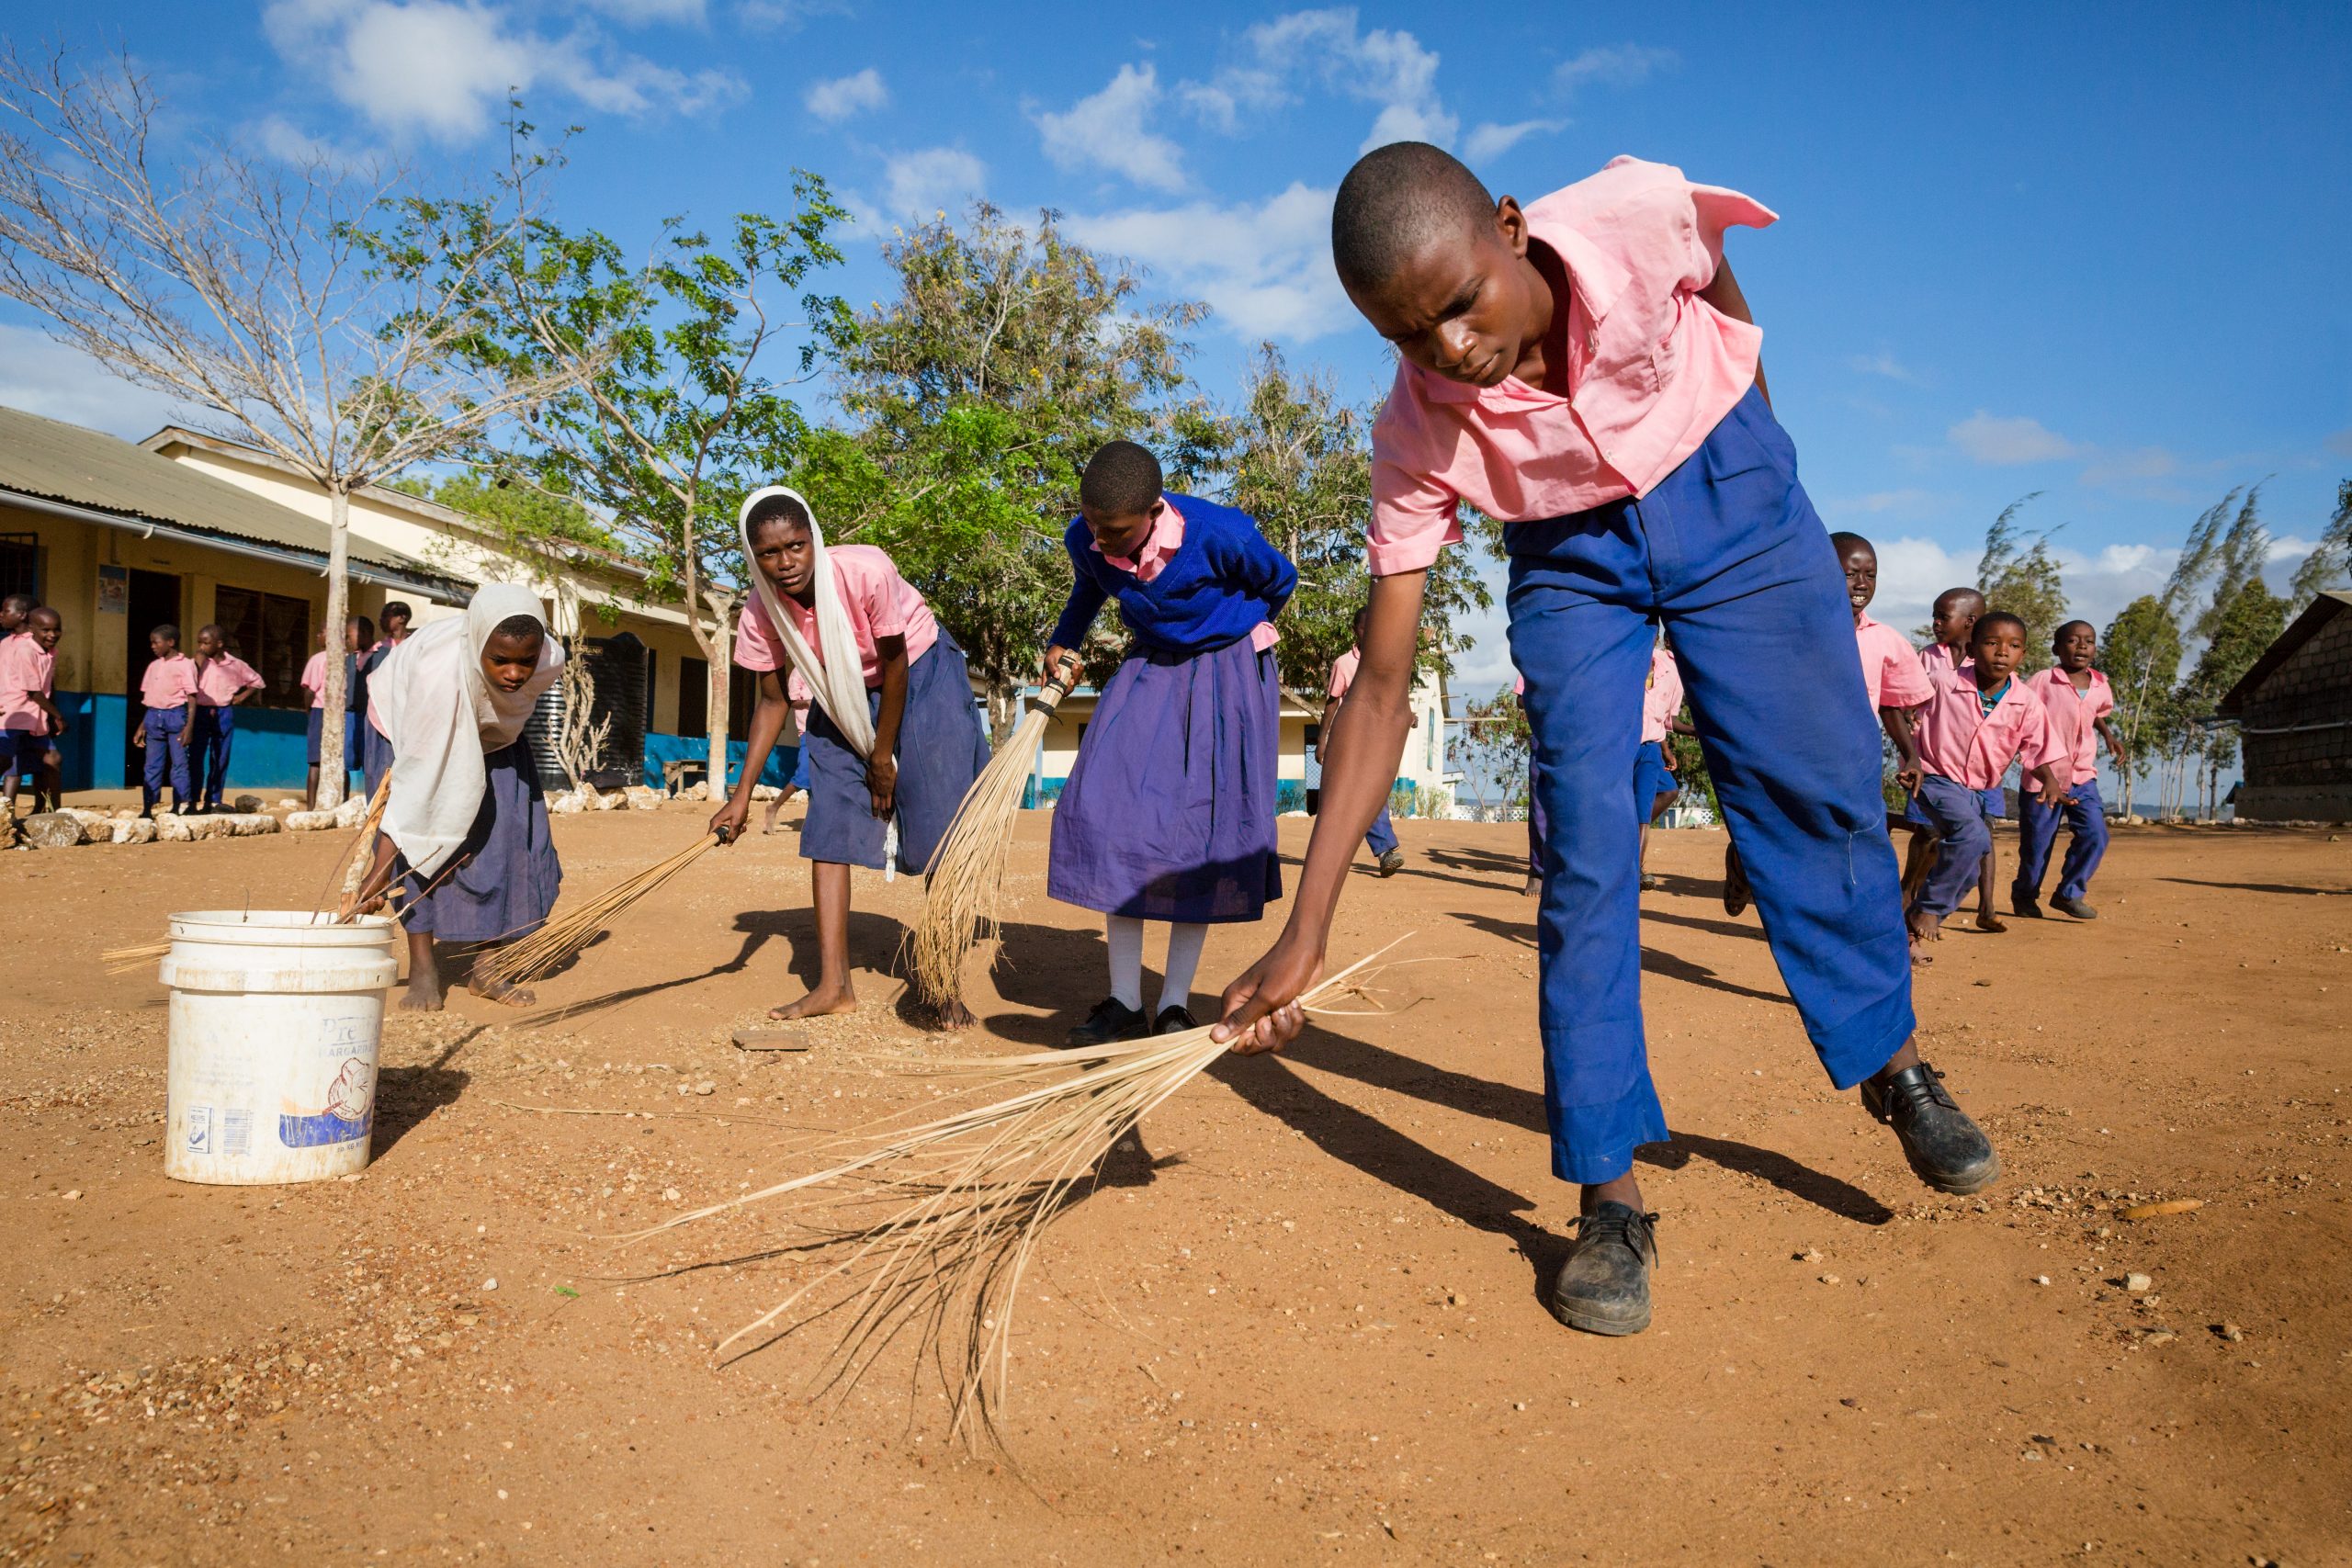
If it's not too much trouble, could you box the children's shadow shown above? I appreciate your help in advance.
[983,920,1112,1048]
[522,908,930,1029]
[1448,908,1790,1007]
[1423,844,1532,880]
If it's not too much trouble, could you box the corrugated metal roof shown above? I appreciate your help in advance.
[0,403,453,581]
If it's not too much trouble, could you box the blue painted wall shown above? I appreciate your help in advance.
[40,693,320,794]
[641,731,797,792]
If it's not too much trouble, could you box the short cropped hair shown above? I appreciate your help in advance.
[2052,619,2092,645]
[1331,141,1497,291]
[350,615,375,646]
[1933,586,1985,615]
[380,600,413,625]
[490,614,544,644]
[1,592,33,615]
[1971,610,2029,644]
[745,491,812,539]
[1828,531,1873,557]
[1080,441,1163,518]
[151,622,179,643]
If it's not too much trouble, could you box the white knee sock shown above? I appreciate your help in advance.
[1158,922,1208,1018]
[1106,915,1146,1011]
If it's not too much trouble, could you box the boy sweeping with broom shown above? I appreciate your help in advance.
[1215,146,2001,1337]
[1045,441,1297,1045]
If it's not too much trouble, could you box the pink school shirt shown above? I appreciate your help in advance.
[300,649,330,708]
[1099,499,1280,652]
[140,652,198,710]
[1918,641,1966,682]
[1856,616,1932,710]
[1328,648,1362,700]
[2026,667,2114,786]
[195,653,264,707]
[1912,660,2063,789]
[0,632,55,732]
[1366,157,1777,577]
[1640,649,1683,743]
[734,544,941,693]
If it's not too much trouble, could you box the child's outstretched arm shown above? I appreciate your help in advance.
[1216,569,1426,1053]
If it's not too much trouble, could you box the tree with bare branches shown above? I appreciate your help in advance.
[0,52,594,805]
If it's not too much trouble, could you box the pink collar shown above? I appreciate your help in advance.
[1091,497,1183,582]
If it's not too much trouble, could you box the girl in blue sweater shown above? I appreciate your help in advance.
[1043,441,1297,1045]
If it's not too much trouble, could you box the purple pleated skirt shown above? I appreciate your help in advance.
[397,737,562,942]
[1048,637,1283,924]
[800,632,989,874]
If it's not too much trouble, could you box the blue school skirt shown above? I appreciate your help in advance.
[361,715,394,804]
[1634,739,1676,812]
[799,630,989,874]
[397,737,561,942]
[1048,635,1283,924]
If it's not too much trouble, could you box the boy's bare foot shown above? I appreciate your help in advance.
[400,977,446,1011]
[1907,907,1942,946]
[1973,908,2007,933]
[768,983,857,1021]
[1521,873,1542,897]
[469,975,537,1008]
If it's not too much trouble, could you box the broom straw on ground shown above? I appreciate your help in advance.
[466,830,723,990]
[906,673,1074,1010]
[630,935,1414,1446]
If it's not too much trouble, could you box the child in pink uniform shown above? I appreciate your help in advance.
[1909,585,2007,931]
[1324,604,1408,878]
[190,624,266,812]
[0,606,65,813]
[1634,639,1687,891]
[1906,612,2066,945]
[2012,620,2124,919]
[134,624,199,816]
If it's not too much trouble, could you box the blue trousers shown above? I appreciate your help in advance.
[1364,806,1398,858]
[191,705,234,807]
[141,708,191,810]
[2015,777,2108,903]
[1907,775,1993,919]
[1509,386,1914,1184]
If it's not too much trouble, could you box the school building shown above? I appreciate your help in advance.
[141,426,791,792]
[2218,589,2352,822]
[1022,663,1458,816]
[0,405,469,793]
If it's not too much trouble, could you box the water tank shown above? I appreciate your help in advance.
[522,684,571,793]
[582,632,647,791]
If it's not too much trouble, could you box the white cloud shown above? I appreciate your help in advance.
[878,146,986,223]
[1463,118,1566,162]
[1830,487,1949,516]
[2075,446,2180,491]
[263,0,742,141]
[1066,183,1350,341]
[1553,44,1678,96]
[1182,8,1457,153]
[804,66,887,123]
[1033,63,1188,193]
[0,323,189,440]
[1848,351,1922,386]
[735,0,845,29]
[574,0,706,25]
[1949,412,2080,466]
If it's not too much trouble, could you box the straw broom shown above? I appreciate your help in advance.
[906,673,1073,1010]
[465,830,724,989]
[630,936,1412,1446]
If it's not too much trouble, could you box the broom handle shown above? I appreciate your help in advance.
[1025,673,1073,717]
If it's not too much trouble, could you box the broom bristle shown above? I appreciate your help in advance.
[635,937,1413,1446]
[469,832,721,988]
[906,679,1071,1010]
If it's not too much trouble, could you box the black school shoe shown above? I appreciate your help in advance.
[2010,891,2045,918]
[1376,847,1406,877]
[1546,1201,1658,1336]
[1065,998,1149,1048]
[1860,1062,2001,1195]
[2052,894,2098,920]
[1154,1005,1198,1034]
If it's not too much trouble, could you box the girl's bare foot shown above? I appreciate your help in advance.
[768,983,857,1021]
[1973,908,2007,933]
[1521,874,1542,897]
[1907,907,1942,947]
[469,974,537,1008]
[933,997,977,1032]
[400,976,446,1011]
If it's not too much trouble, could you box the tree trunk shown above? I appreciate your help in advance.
[704,606,733,798]
[988,680,1020,748]
[317,485,352,810]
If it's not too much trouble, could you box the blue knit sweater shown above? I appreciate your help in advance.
[1047,492,1297,658]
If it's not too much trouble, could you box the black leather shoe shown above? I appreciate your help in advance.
[1065,998,1149,1048]
[1861,1062,2001,1195]
[2052,895,2098,920]
[1723,846,1752,917]
[1376,848,1405,877]
[2010,892,2045,918]
[1154,1005,1198,1034]
[1546,1201,1657,1336]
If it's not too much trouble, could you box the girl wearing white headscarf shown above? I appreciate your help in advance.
[352,583,566,1011]
[708,487,988,1025]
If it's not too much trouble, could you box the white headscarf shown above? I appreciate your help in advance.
[738,486,876,759]
[374,583,564,877]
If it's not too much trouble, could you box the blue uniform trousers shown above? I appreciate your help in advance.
[191,705,235,807]
[141,708,191,811]
[1907,775,1993,919]
[2014,777,2107,904]
[1509,386,1915,1185]
[1363,806,1398,858]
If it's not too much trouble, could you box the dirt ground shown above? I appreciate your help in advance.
[2,804,2346,1566]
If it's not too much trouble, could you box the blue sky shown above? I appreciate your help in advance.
[4,1,2348,699]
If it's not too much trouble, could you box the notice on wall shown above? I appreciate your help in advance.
[97,564,127,615]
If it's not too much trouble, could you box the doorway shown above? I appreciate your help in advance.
[122,568,183,785]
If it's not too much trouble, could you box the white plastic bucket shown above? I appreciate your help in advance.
[159,911,401,1185]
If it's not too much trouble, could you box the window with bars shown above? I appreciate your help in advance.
[212,585,312,708]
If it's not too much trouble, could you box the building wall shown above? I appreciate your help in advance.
[2235,610,2352,820]
[1,499,395,792]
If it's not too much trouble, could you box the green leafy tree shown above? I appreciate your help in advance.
[804,203,1204,739]
[430,161,852,790]
[2100,594,2183,818]
[1454,684,1532,815]
[1976,494,2069,672]
[2289,478,2352,611]
[2181,575,2288,818]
